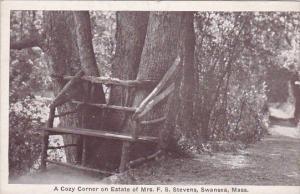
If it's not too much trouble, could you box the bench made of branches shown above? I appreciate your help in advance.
[41,56,181,175]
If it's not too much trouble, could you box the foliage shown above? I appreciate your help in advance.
[10,11,51,101]
[9,96,48,177]
[8,11,299,171]
[177,12,299,150]
[90,11,116,76]
[10,49,51,101]
[8,10,116,175]
[9,11,51,177]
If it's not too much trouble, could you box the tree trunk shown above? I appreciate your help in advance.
[180,13,196,140]
[43,11,107,168]
[106,12,149,130]
[291,72,300,123]
[160,13,196,150]
[12,11,196,171]
[43,11,83,163]
[72,11,110,168]
[99,12,149,170]
[159,68,182,151]
[120,12,188,167]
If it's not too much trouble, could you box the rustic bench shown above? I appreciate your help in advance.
[41,56,181,174]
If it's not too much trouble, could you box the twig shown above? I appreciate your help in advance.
[48,144,78,149]
[54,108,78,117]
[10,33,43,50]
[51,70,84,108]
[137,83,175,119]
[127,150,162,169]
[71,100,136,112]
[63,76,157,88]
[140,116,166,125]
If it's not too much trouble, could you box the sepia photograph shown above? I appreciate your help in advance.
[1,1,300,194]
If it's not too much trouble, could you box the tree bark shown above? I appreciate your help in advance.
[180,13,196,140]
[43,11,107,168]
[73,12,102,77]
[73,11,112,168]
[10,34,42,50]
[106,11,149,130]
[96,12,149,170]
[159,68,182,151]
[43,11,83,163]
[13,11,196,171]
[291,72,300,123]
[120,12,188,167]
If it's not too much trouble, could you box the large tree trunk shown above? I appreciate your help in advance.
[11,11,196,171]
[120,12,189,168]
[99,12,149,170]
[106,12,149,130]
[180,13,196,141]
[43,11,107,168]
[43,11,83,163]
[72,11,109,168]
[159,13,196,151]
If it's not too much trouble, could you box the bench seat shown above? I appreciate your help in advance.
[42,127,158,143]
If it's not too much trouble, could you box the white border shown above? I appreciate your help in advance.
[1,1,300,11]
[1,1,300,194]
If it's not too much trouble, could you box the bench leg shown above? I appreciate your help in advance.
[119,142,131,172]
[41,131,49,171]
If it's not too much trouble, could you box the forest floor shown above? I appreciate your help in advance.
[10,107,300,185]
[103,126,299,185]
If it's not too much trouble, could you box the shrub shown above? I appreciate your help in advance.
[9,96,48,177]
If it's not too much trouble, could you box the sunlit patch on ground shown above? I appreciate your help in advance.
[193,152,253,170]
[269,102,295,119]
[269,125,300,139]
[285,172,299,178]
[10,165,103,184]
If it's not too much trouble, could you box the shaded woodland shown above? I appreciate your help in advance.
[9,11,300,177]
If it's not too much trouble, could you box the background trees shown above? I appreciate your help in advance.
[9,11,300,177]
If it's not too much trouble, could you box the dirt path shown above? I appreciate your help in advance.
[11,125,300,185]
[105,125,300,185]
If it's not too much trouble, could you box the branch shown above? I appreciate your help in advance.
[127,150,162,169]
[48,144,79,149]
[51,70,84,108]
[54,107,79,118]
[73,11,99,76]
[133,56,181,118]
[71,100,136,112]
[140,116,166,125]
[10,34,42,50]
[234,99,246,132]
[63,75,157,88]
[137,83,175,119]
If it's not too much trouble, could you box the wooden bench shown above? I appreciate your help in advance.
[42,127,158,143]
[41,56,181,174]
